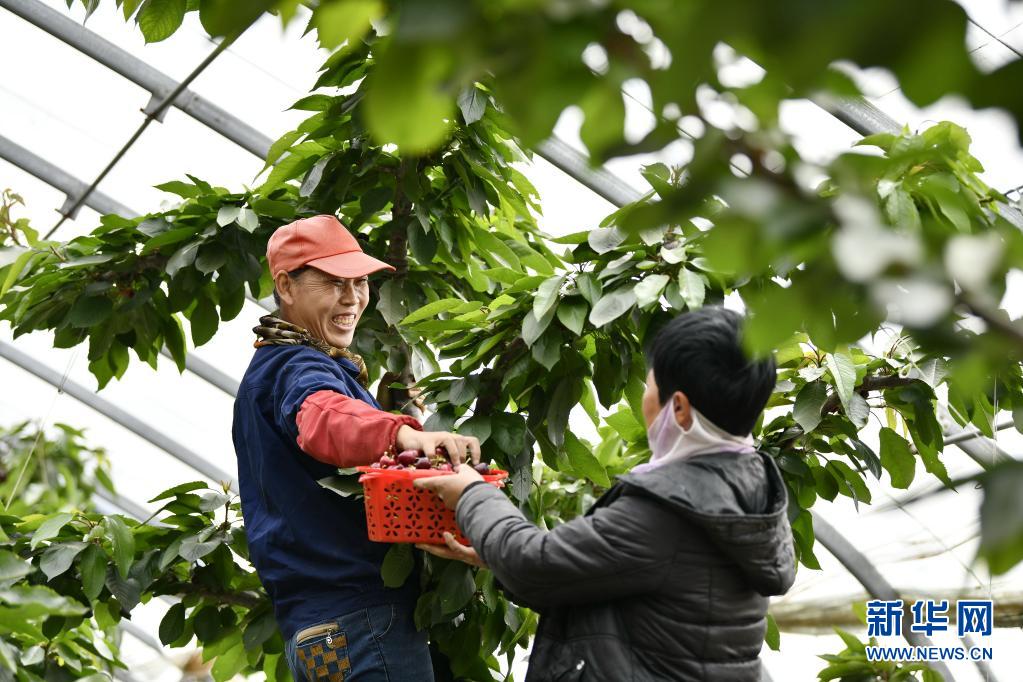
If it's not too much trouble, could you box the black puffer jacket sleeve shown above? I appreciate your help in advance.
[455,483,677,610]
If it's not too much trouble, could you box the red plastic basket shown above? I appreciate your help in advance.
[356,467,508,544]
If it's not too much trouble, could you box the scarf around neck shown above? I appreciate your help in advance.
[631,400,757,475]
[252,313,370,389]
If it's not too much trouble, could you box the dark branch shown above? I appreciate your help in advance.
[957,293,1023,350]
[166,582,264,609]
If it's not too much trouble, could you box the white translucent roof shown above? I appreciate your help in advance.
[1,0,1022,679]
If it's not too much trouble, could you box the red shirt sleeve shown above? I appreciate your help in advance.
[295,390,423,467]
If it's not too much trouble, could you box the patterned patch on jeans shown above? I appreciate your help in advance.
[296,634,350,681]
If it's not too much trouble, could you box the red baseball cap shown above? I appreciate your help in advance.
[266,214,395,279]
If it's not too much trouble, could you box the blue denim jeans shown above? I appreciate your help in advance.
[284,603,433,681]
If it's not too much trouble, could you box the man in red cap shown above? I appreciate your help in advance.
[232,214,479,681]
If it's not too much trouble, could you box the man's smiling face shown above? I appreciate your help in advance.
[276,267,370,348]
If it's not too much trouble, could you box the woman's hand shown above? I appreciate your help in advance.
[413,463,483,508]
[396,425,481,465]
[416,532,487,568]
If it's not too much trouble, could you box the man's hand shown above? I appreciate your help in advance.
[413,464,483,509]
[396,425,481,465]
[416,532,487,568]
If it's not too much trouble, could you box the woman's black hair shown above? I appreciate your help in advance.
[643,305,777,436]
[271,266,312,307]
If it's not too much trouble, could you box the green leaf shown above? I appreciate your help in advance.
[531,332,561,371]
[264,130,303,169]
[138,0,186,43]
[793,381,828,433]
[30,513,73,550]
[198,491,230,512]
[159,602,186,645]
[978,460,1023,574]
[313,0,382,50]
[533,275,565,320]
[195,243,227,274]
[855,132,897,151]
[365,43,454,153]
[242,609,278,651]
[556,298,587,336]
[633,273,668,307]
[216,205,240,227]
[288,94,335,112]
[845,392,870,428]
[198,0,277,37]
[580,84,625,159]
[576,272,602,305]
[878,427,915,489]
[765,613,780,651]
[825,349,857,415]
[457,86,487,124]
[179,530,222,563]
[547,378,582,449]
[162,314,187,370]
[884,187,921,231]
[0,249,35,298]
[78,544,107,601]
[564,432,611,487]
[210,634,248,680]
[0,551,33,587]
[40,542,88,581]
[605,408,645,441]
[436,561,475,614]
[0,584,87,618]
[190,296,219,346]
[589,287,636,327]
[835,627,866,654]
[154,179,202,198]
[491,412,526,456]
[165,241,200,277]
[105,516,135,578]
[400,298,465,325]
[376,279,405,327]
[149,481,208,503]
[448,376,478,406]
[380,544,414,588]
[521,305,556,347]
[67,295,113,328]
[678,269,705,310]
[458,416,491,445]
[142,226,197,254]
[587,227,624,255]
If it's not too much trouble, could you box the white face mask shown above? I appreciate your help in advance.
[647,396,688,460]
[634,396,756,474]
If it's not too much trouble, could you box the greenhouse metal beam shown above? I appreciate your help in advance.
[0,134,132,219]
[534,137,643,206]
[811,513,958,681]
[94,487,156,523]
[0,341,237,491]
[0,0,637,209]
[0,0,270,159]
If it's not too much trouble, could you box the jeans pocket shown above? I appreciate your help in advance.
[365,603,395,641]
[293,621,352,681]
